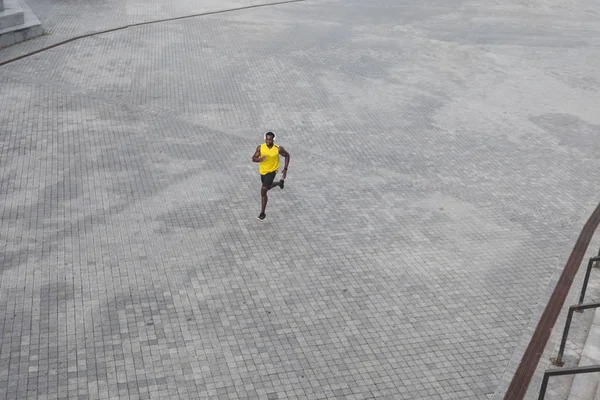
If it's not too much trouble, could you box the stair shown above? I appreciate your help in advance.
[0,0,43,49]
[568,309,600,400]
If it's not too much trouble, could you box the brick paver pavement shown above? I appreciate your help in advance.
[1,0,600,399]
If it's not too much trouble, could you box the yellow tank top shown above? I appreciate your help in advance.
[259,143,280,175]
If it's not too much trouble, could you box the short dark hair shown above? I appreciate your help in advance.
[265,132,275,139]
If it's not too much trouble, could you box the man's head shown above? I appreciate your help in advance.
[265,132,275,146]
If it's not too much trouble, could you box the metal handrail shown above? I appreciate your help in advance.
[504,202,600,399]
[549,255,600,367]
[538,365,600,400]
[550,301,600,366]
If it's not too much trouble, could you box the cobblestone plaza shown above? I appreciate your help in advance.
[1,0,600,399]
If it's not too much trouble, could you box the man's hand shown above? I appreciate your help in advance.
[282,170,287,180]
[258,156,266,162]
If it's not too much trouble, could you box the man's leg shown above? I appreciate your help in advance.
[268,172,284,190]
[258,172,276,219]
[263,172,279,192]
[268,180,281,190]
[260,186,268,214]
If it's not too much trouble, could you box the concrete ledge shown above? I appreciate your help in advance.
[0,6,24,30]
[0,0,42,48]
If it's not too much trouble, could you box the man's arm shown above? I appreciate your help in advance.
[279,147,290,179]
[252,145,264,163]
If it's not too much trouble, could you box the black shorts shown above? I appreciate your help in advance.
[261,171,277,188]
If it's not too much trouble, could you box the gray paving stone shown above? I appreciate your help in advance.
[1,0,600,399]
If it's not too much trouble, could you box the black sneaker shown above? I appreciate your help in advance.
[257,213,266,220]
[279,180,284,189]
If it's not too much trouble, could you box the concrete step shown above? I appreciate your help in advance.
[0,5,24,30]
[567,309,600,400]
[0,0,43,48]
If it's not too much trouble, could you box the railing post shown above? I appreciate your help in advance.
[538,371,550,400]
[579,256,600,305]
[579,258,595,305]
[552,302,600,366]
[551,305,576,366]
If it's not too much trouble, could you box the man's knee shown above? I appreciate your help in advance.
[261,186,268,195]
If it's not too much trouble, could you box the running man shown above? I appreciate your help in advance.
[252,132,290,220]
